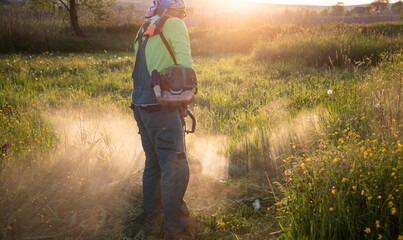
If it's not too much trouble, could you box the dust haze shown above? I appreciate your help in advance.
[47,106,230,182]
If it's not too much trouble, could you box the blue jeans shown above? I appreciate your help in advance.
[133,106,190,234]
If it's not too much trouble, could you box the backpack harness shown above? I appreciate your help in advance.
[135,15,178,65]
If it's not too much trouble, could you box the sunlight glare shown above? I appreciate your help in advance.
[226,0,397,6]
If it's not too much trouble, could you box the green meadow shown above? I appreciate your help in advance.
[0,20,402,239]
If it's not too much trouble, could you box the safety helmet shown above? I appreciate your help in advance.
[145,0,185,19]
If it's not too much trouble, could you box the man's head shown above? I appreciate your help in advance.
[145,0,186,20]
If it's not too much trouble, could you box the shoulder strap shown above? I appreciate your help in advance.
[135,15,178,65]
[159,32,177,65]
[157,15,177,65]
[154,15,170,35]
[134,20,151,43]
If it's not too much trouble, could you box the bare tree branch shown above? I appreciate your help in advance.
[58,0,70,11]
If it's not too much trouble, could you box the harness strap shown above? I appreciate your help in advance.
[134,20,151,44]
[153,15,171,35]
[135,15,177,65]
[159,32,177,65]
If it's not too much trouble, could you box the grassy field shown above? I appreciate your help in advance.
[0,22,402,239]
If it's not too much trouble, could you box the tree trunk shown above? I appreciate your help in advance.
[69,0,84,37]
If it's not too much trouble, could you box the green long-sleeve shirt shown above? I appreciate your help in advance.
[134,17,194,75]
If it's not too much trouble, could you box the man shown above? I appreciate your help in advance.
[130,0,193,239]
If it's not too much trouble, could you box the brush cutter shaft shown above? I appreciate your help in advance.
[185,110,196,134]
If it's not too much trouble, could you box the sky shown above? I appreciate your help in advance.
[230,0,399,6]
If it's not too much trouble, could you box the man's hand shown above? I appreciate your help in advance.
[179,106,188,119]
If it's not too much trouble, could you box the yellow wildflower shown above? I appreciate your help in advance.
[333,158,338,163]
[378,234,382,239]
[331,190,336,195]
[392,168,397,171]
[217,220,225,227]
[391,208,396,215]
[329,207,334,212]
[300,163,305,168]
[342,178,348,183]
[306,158,311,162]
[377,195,382,199]
[376,220,380,228]
[398,235,403,240]
[389,201,393,207]
[368,196,373,201]
[364,227,371,234]
[361,190,364,195]
[352,186,357,190]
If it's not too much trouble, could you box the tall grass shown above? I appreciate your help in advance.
[0,53,146,239]
[190,22,402,59]
[0,22,402,239]
[280,51,402,239]
[252,23,402,67]
[193,56,365,175]
[0,50,316,238]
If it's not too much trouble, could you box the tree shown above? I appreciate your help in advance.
[331,2,345,15]
[59,0,84,37]
[320,8,329,16]
[391,1,403,14]
[30,0,114,37]
[29,0,59,13]
[351,6,368,15]
[370,0,389,14]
